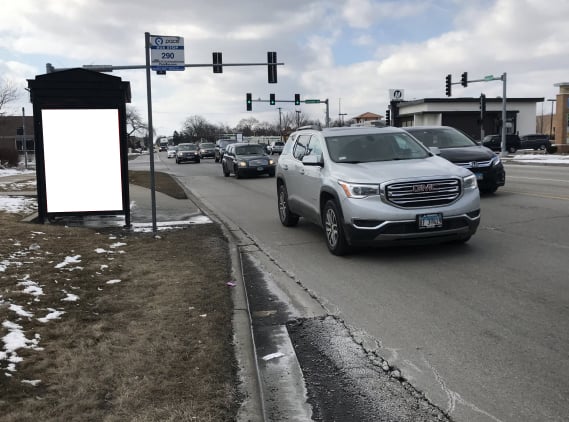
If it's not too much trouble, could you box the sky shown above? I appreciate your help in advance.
[1,0,569,137]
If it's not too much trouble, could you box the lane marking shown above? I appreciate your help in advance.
[500,190,569,201]
[507,175,569,183]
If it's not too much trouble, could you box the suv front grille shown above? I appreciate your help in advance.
[385,179,461,208]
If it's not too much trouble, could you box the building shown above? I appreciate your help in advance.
[0,115,35,150]
[392,97,543,141]
[352,112,383,125]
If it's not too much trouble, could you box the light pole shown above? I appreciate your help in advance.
[547,99,556,140]
[295,110,301,128]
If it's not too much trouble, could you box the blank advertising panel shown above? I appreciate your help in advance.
[41,109,123,213]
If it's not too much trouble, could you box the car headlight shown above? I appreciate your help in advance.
[491,155,501,166]
[463,174,478,190]
[269,159,275,165]
[338,180,379,198]
[238,161,248,167]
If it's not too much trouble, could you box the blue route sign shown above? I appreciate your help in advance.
[150,35,185,71]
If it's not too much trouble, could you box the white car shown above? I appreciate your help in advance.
[167,147,177,158]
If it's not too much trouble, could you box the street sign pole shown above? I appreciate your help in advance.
[144,32,158,234]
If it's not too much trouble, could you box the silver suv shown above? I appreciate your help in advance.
[276,126,481,255]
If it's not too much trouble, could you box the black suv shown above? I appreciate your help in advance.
[214,139,237,162]
[520,134,552,151]
[482,134,521,153]
[405,126,505,194]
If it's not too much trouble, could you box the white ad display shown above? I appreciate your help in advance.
[42,109,123,213]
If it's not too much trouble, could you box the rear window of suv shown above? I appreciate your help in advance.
[326,132,429,163]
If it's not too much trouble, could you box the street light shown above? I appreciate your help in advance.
[547,99,556,140]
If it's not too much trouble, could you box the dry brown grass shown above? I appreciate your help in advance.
[0,171,240,421]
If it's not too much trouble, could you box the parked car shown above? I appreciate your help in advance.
[198,142,216,158]
[267,141,285,155]
[167,146,177,158]
[222,143,275,178]
[214,139,237,162]
[482,134,521,153]
[175,143,200,164]
[276,126,481,255]
[520,134,552,151]
[404,126,505,194]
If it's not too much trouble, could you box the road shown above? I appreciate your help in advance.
[132,153,569,422]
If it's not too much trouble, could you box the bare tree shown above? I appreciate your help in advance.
[126,106,147,137]
[0,78,19,116]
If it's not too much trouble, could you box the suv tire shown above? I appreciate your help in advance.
[508,146,517,153]
[278,184,299,226]
[323,200,350,256]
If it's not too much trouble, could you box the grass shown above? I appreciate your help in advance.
[0,171,240,421]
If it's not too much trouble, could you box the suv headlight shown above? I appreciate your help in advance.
[491,155,501,166]
[338,180,379,198]
[238,161,248,167]
[463,174,478,190]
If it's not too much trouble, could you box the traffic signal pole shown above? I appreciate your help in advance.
[449,72,508,156]
[248,97,330,127]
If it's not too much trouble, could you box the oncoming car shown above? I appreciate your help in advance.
[222,143,275,178]
[167,146,177,158]
[276,126,481,255]
[404,126,505,194]
[175,143,200,164]
[198,142,216,158]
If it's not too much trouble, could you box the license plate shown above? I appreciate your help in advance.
[474,173,483,180]
[417,213,443,229]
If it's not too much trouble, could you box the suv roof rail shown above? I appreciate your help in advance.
[297,125,321,131]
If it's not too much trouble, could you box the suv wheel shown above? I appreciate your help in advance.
[278,184,299,226]
[323,200,349,256]
[508,146,517,153]
[222,163,230,177]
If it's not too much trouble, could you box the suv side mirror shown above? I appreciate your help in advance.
[429,146,441,155]
[302,154,324,166]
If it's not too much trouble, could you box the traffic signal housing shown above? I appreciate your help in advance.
[246,93,252,111]
[461,71,468,87]
[445,74,452,97]
[267,52,277,83]
[212,52,222,73]
[479,93,486,114]
[294,93,301,105]
[269,93,275,105]
[385,109,391,126]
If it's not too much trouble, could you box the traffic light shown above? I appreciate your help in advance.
[212,52,223,73]
[385,109,390,126]
[461,71,468,87]
[267,51,277,83]
[269,93,275,105]
[294,93,301,105]
[246,93,252,111]
[480,93,486,114]
[445,74,452,97]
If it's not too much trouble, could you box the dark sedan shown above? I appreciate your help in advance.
[221,143,276,178]
[175,143,201,164]
[405,126,505,194]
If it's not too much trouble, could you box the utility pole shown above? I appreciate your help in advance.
[22,108,28,169]
[547,99,556,140]
[295,110,301,128]
[278,107,283,142]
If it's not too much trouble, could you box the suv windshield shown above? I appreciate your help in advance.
[235,145,265,155]
[178,144,196,151]
[407,128,476,148]
[325,132,429,163]
[218,140,235,149]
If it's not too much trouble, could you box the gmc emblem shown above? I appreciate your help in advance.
[413,184,434,193]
